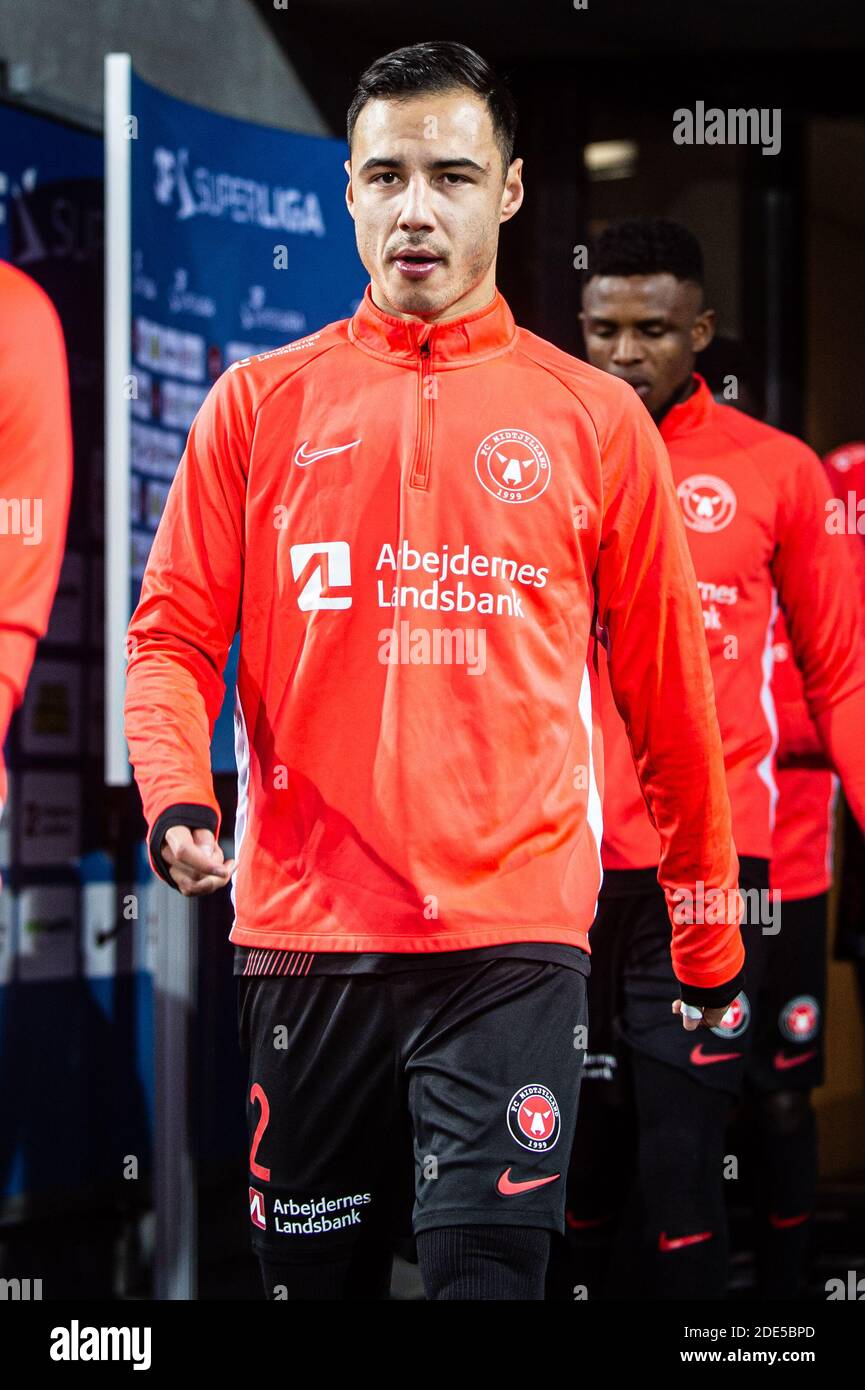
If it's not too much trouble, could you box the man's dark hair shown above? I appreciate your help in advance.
[347,41,517,177]
[588,217,704,287]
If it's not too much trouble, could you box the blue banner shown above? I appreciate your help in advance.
[129,72,367,769]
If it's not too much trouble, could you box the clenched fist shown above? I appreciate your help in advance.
[160,826,236,896]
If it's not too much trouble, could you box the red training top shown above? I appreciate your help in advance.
[125,288,744,989]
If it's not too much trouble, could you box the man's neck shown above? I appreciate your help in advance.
[652,371,697,426]
[370,279,497,326]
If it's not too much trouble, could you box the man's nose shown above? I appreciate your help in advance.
[610,331,644,365]
[397,173,436,232]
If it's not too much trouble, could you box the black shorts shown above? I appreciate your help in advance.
[584,861,772,1098]
[745,892,827,1093]
[237,956,588,1259]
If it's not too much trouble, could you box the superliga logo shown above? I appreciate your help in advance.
[475,428,551,504]
[152,146,325,235]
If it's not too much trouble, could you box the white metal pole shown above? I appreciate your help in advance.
[104,52,132,786]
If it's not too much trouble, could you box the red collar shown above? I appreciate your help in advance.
[659,373,715,442]
[348,283,518,367]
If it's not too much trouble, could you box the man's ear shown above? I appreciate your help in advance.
[500,156,524,225]
[344,158,355,220]
[693,307,716,353]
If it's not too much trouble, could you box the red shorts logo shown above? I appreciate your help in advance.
[474,429,551,504]
[677,474,737,533]
[249,1187,266,1231]
[710,991,750,1040]
[779,994,820,1044]
[507,1084,561,1152]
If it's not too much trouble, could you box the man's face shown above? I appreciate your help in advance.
[345,88,523,321]
[580,273,715,418]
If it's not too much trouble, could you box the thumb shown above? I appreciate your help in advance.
[192,827,221,860]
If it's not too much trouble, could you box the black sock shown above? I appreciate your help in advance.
[631,1052,731,1300]
[417,1224,550,1300]
[751,1090,817,1299]
[554,1076,637,1301]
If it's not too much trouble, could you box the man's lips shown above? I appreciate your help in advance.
[392,250,443,280]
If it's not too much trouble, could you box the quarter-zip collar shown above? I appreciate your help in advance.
[658,372,715,443]
[348,282,518,367]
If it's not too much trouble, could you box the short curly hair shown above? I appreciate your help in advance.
[588,217,704,286]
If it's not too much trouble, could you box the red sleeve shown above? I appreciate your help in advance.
[771,442,865,829]
[773,611,824,764]
[595,388,743,992]
[124,366,251,872]
[0,262,73,751]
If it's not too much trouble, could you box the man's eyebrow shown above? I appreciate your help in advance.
[427,157,488,174]
[357,155,489,175]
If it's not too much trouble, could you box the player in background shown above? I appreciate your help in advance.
[125,48,744,1302]
[756,441,865,1298]
[553,218,865,1301]
[0,260,73,831]
[700,350,844,1299]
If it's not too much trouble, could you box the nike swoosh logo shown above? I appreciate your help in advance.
[659,1230,713,1252]
[773,1049,818,1071]
[497,1167,560,1196]
[293,438,361,467]
[565,1211,609,1230]
[769,1211,810,1229]
[690,1043,741,1066]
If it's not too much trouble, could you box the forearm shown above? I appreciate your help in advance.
[124,641,223,867]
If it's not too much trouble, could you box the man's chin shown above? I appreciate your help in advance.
[381,268,454,318]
